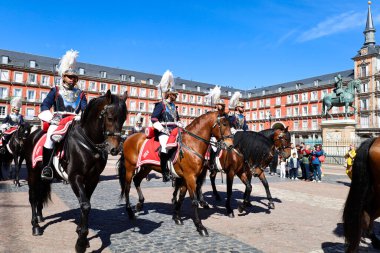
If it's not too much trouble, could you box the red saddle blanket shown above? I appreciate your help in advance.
[4,126,18,135]
[52,116,75,136]
[32,134,64,168]
[136,128,180,167]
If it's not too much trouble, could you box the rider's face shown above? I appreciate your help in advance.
[63,75,78,86]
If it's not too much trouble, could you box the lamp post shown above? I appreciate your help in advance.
[267,111,272,128]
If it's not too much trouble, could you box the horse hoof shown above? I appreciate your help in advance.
[32,226,43,236]
[198,228,209,237]
[244,201,253,207]
[37,215,45,223]
[268,202,275,209]
[127,209,136,220]
[135,203,144,212]
[200,202,210,209]
[228,212,235,218]
[238,205,245,214]
[173,218,184,225]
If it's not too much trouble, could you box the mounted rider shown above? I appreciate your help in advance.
[228,91,248,133]
[38,49,87,181]
[333,74,344,103]
[151,70,181,182]
[0,97,25,154]
[132,113,145,134]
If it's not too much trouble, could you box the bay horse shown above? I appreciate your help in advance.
[0,122,32,187]
[118,109,232,236]
[343,137,380,252]
[207,127,291,216]
[25,90,127,253]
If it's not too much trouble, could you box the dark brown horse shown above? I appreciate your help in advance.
[25,90,127,253]
[118,109,231,236]
[207,127,291,217]
[343,138,380,252]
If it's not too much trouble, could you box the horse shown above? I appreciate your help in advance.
[0,122,32,187]
[118,109,232,236]
[206,127,291,216]
[322,79,361,119]
[342,137,380,252]
[25,90,127,253]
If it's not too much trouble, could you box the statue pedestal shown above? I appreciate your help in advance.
[321,119,356,164]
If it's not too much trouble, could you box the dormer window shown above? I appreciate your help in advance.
[120,74,127,81]
[228,91,231,96]
[79,68,85,75]
[196,86,200,92]
[314,80,319,86]
[147,78,153,85]
[248,92,252,98]
[30,60,36,68]
[278,87,282,93]
[130,75,135,82]
[296,83,301,90]
[100,71,107,78]
[1,56,9,64]
[182,83,186,90]
[262,90,266,95]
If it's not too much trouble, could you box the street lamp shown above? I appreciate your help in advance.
[267,111,272,127]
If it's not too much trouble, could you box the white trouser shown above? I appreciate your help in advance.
[44,125,58,149]
[158,134,169,153]
[210,137,217,152]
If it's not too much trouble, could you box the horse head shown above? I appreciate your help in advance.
[210,107,232,142]
[81,90,128,156]
[274,126,291,159]
[13,122,32,147]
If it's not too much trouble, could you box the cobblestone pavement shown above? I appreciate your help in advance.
[0,160,379,252]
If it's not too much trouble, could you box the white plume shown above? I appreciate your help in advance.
[57,49,79,77]
[229,91,242,108]
[135,113,143,123]
[10,97,22,109]
[157,70,175,93]
[205,86,221,105]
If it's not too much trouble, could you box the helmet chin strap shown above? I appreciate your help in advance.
[62,82,74,90]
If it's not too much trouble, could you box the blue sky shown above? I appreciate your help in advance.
[0,1,376,89]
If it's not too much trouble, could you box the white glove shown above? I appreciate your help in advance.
[161,128,170,135]
[177,121,184,128]
[153,121,164,132]
[74,115,81,121]
[231,128,237,135]
[50,119,60,125]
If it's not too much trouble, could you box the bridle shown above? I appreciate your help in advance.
[274,130,291,153]
[99,104,123,138]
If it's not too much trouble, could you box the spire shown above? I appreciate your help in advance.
[364,1,376,46]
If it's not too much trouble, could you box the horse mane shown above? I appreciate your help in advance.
[234,131,273,167]
[259,129,275,140]
[186,111,216,130]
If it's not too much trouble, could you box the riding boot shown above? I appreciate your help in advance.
[41,147,54,181]
[209,148,217,173]
[0,136,9,154]
[160,152,170,182]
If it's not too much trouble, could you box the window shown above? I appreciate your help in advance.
[79,68,85,75]
[129,101,136,111]
[110,84,117,94]
[89,81,97,91]
[293,94,299,103]
[259,111,265,119]
[129,116,135,125]
[287,108,292,117]
[14,72,23,83]
[0,87,8,99]
[196,86,200,92]
[278,87,282,92]
[361,65,368,77]
[302,106,308,116]
[252,101,257,108]
[77,80,86,90]
[147,78,154,85]
[197,108,201,116]
[262,90,266,95]
[360,116,369,128]
[120,85,127,95]
[311,105,318,115]
[302,92,308,102]
[311,91,318,101]
[26,108,35,118]
[28,73,37,84]
[314,80,319,86]
[29,60,36,68]
[54,77,61,86]
[302,120,308,129]
[41,75,50,86]
[149,103,154,112]
[182,83,186,90]
[149,90,154,98]
[265,98,270,107]
[182,94,187,102]
[294,121,299,130]
[130,75,135,82]
[293,107,299,116]
[0,70,9,81]
[100,83,107,92]
[2,56,9,64]
[13,88,22,98]
[100,71,107,78]
[287,95,292,104]
[275,97,281,105]
[252,124,256,131]
[197,96,202,104]
[296,83,301,90]
[139,102,145,111]
[246,102,250,108]
[190,108,195,116]
[139,88,146,97]
[190,95,195,103]
[252,112,257,120]
[182,107,187,115]
[321,90,328,99]
[27,90,36,102]
[130,87,137,96]
[259,99,264,107]
[360,98,369,110]
[228,91,232,96]
[120,74,127,81]
[361,83,369,93]
[40,91,48,101]
[259,123,264,131]
[0,106,6,118]
[245,114,250,121]
[248,93,252,98]
[275,109,281,118]
[312,120,318,130]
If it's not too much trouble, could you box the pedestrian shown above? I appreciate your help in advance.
[345,144,356,180]
[289,152,300,180]
[301,145,312,181]
[280,157,287,178]
[311,144,324,182]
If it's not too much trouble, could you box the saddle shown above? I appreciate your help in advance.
[0,126,18,146]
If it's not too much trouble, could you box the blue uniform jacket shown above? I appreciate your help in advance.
[229,114,248,131]
[2,114,24,126]
[41,87,87,113]
[151,101,179,123]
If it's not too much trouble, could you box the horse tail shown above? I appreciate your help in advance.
[117,151,126,199]
[343,137,376,250]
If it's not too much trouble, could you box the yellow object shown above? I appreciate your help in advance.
[346,169,352,180]
[346,149,356,166]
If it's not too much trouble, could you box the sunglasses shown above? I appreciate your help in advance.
[65,75,77,79]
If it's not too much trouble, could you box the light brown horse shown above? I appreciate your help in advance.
[118,109,232,236]
[343,137,380,252]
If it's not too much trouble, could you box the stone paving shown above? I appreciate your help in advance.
[0,159,379,252]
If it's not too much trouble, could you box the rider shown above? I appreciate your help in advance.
[151,70,180,182]
[333,74,344,103]
[38,49,87,181]
[209,97,226,173]
[132,113,144,134]
[229,101,248,133]
[0,97,24,154]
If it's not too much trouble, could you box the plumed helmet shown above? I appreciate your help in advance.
[236,101,244,108]
[57,49,79,78]
[214,98,225,105]
[10,97,22,111]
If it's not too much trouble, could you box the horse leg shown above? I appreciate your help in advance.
[13,155,19,187]
[173,179,186,225]
[124,168,136,220]
[28,169,43,235]
[210,170,221,201]
[258,171,274,209]
[225,169,235,218]
[70,175,92,253]
[237,171,253,213]
[197,166,210,209]
[133,167,151,212]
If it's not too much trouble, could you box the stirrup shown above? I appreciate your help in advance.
[41,166,53,181]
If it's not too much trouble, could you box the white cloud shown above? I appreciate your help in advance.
[297,11,365,42]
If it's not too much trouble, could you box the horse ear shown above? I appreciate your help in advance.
[106,90,112,103]
[284,126,289,132]
[121,91,128,102]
